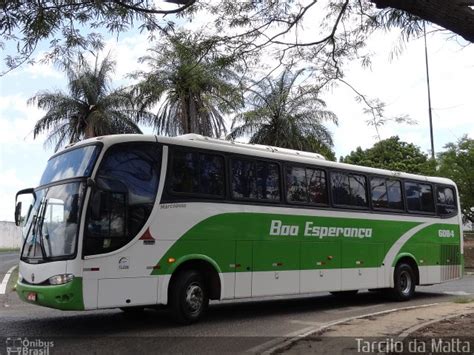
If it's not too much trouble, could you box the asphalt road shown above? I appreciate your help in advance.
[1,251,473,354]
[0,251,19,275]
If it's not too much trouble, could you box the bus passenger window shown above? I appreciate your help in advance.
[232,159,280,201]
[286,167,307,202]
[436,186,456,216]
[307,168,327,204]
[371,178,403,210]
[331,172,367,207]
[286,166,327,205]
[405,182,435,213]
[256,162,280,200]
[171,151,225,197]
[232,159,257,199]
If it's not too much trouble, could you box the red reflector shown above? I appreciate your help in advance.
[27,292,37,301]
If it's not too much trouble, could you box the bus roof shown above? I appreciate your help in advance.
[69,134,456,187]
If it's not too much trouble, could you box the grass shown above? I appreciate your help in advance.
[8,267,18,292]
[454,297,474,304]
[0,248,20,253]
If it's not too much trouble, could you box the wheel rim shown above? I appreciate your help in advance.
[185,282,204,315]
[399,270,412,296]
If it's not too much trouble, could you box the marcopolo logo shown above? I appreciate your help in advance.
[269,220,373,239]
[5,337,54,355]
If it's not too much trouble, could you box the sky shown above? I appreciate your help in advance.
[0,4,473,222]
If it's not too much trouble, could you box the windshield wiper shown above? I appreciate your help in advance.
[30,199,48,260]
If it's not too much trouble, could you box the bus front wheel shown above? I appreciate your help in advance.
[391,263,416,301]
[169,270,209,325]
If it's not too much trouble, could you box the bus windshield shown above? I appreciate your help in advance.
[22,182,85,261]
[39,145,100,186]
[21,144,101,262]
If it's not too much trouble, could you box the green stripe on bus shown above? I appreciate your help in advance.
[151,213,461,275]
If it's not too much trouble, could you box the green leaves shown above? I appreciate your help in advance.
[437,136,474,223]
[341,136,435,175]
[228,69,337,160]
[29,54,143,152]
[132,31,243,138]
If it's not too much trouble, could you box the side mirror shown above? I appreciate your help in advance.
[15,188,36,226]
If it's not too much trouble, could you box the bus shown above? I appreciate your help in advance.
[14,134,463,324]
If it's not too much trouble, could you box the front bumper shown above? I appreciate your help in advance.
[16,277,84,310]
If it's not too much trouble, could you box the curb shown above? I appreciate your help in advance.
[398,310,474,339]
[251,303,441,354]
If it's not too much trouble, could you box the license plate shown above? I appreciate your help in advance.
[26,292,37,301]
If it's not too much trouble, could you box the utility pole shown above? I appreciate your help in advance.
[423,21,435,160]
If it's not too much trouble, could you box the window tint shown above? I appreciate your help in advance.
[436,186,456,216]
[405,182,435,213]
[40,145,100,185]
[286,166,328,204]
[307,169,328,204]
[371,178,403,210]
[232,158,280,201]
[170,150,225,197]
[85,143,161,255]
[286,167,306,202]
[331,172,368,207]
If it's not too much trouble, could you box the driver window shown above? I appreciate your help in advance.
[84,143,161,256]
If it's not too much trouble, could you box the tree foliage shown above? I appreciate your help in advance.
[2,0,472,77]
[29,54,143,151]
[228,68,337,160]
[132,31,243,138]
[437,135,474,223]
[0,0,196,75]
[341,136,435,175]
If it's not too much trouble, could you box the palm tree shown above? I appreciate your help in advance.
[132,32,243,138]
[29,54,143,151]
[228,69,338,159]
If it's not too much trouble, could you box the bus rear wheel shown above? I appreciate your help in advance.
[390,263,416,301]
[169,270,209,325]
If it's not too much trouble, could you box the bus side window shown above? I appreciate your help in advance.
[436,186,456,216]
[405,182,435,213]
[331,172,368,207]
[371,178,403,210]
[84,143,161,256]
[286,166,327,205]
[232,158,280,201]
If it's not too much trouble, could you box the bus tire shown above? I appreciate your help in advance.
[169,270,209,325]
[390,263,416,301]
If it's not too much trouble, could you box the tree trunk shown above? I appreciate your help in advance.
[372,0,474,43]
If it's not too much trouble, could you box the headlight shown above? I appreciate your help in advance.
[48,274,74,285]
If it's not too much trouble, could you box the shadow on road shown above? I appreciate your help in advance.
[0,290,449,337]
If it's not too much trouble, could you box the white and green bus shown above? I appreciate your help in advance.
[15,134,463,323]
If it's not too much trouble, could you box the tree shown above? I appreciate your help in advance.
[29,54,143,152]
[132,31,243,138]
[437,135,474,223]
[372,0,474,43]
[0,0,197,75]
[2,0,473,77]
[228,69,337,160]
[341,136,436,175]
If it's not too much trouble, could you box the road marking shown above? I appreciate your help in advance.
[246,303,441,354]
[0,265,18,295]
